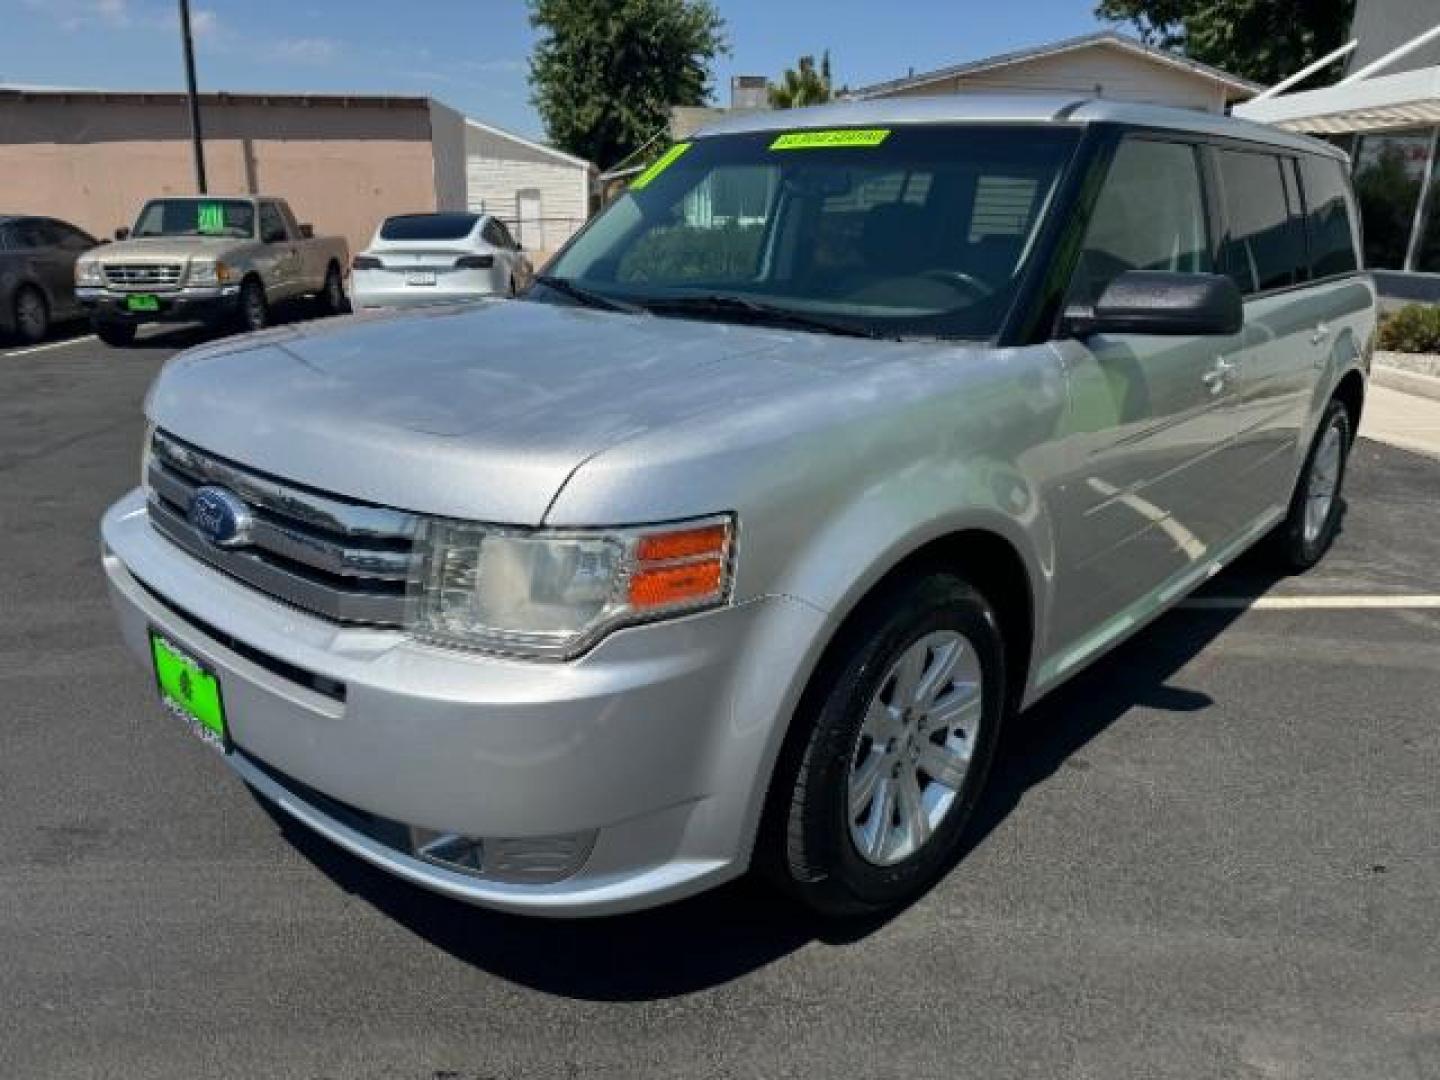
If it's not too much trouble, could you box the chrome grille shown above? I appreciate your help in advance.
[146,429,417,625]
[104,263,183,288]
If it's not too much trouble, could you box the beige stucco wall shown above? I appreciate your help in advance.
[874,43,1231,112]
[0,97,446,253]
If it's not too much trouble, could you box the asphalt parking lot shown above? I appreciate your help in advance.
[2,321,1438,1080]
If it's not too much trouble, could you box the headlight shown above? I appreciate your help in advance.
[75,259,103,286]
[407,515,734,658]
[187,260,231,285]
[140,423,156,495]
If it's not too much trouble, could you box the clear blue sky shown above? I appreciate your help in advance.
[1,0,1109,142]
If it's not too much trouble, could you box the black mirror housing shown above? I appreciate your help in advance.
[114,226,130,241]
[299,223,314,239]
[1065,271,1243,338]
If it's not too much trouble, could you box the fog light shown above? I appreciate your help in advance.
[408,827,596,884]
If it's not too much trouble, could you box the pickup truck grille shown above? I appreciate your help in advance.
[145,429,417,626]
[105,263,183,288]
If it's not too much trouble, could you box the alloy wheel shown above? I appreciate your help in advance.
[1303,420,1344,546]
[16,289,46,341]
[847,630,984,866]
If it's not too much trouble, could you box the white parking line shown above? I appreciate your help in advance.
[1,334,97,358]
[1181,595,1440,610]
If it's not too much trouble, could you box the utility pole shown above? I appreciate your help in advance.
[178,0,207,193]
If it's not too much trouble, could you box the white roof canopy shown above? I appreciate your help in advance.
[1237,63,1440,133]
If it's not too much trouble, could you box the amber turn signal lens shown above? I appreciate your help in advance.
[635,523,729,563]
[628,558,724,609]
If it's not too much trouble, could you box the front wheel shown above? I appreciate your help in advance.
[14,286,49,344]
[237,278,269,333]
[761,572,1006,916]
[92,320,136,347]
[1275,398,1352,571]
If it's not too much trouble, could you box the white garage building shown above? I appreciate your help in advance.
[464,118,595,261]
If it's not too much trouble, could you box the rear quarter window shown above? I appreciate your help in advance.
[1299,155,1362,278]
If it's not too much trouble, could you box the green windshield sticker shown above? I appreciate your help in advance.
[630,142,692,191]
[196,202,227,235]
[770,129,891,151]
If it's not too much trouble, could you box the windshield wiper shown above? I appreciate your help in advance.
[636,293,883,339]
[533,274,648,315]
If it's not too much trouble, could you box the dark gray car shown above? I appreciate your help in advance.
[0,215,98,343]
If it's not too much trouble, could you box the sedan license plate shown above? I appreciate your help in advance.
[126,293,160,312]
[150,631,227,750]
[405,270,437,287]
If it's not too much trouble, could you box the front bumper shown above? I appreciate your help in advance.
[101,489,824,916]
[77,285,241,325]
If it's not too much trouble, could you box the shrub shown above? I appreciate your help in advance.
[1378,303,1440,354]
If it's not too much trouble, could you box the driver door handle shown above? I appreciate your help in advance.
[1202,356,1237,395]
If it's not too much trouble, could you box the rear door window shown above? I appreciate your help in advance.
[259,203,288,243]
[1299,155,1362,278]
[1069,138,1213,306]
[1217,150,1306,294]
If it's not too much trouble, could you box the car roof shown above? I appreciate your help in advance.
[696,94,1348,162]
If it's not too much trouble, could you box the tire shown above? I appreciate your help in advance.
[237,277,269,333]
[318,262,345,315]
[13,285,49,344]
[761,571,1007,917]
[92,320,137,348]
[1274,397,1352,572]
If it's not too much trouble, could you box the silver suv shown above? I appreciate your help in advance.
[101,97,1374,918]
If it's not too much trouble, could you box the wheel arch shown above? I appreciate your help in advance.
[1332,367,1365,437]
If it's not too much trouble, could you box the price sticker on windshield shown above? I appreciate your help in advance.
[770,129,891,151]
[196,202,226,234]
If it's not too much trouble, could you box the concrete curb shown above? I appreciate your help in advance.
[1375,350,1440,378]
[1373,363,1440,404]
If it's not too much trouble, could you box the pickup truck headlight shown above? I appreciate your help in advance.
[407,515,734,658]
[187,260,232,285]
[75,259,103,286]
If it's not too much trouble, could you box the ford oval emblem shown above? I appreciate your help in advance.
[187,485,252,548]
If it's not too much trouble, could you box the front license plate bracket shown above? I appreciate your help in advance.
[149,630,228,752]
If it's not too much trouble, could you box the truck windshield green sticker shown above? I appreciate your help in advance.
[196,202,227,235]
[630,142,692,191]
[770,129,891,151]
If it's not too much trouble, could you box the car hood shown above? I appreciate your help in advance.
[146,300,854,524]
[101,236,250,259]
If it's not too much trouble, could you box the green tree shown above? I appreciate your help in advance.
[528,0,727,171]
[768,51,837,109]
[1095,0,1356,86]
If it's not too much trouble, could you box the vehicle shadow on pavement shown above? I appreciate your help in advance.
[255,553,1290,1003]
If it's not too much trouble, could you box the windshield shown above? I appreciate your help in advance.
[133,199,255,239]
[541,124,1079,340]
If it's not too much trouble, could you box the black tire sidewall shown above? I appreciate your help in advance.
[1283,399,1351,569]
[779,573,1006,913]
[241,279,268,332]
[323,265,343,312]
[93,320,135,347]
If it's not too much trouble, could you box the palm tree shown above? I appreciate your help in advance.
[768,51,836,109]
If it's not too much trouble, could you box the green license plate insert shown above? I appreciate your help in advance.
[126,294,160,312]
[150,632,227,747]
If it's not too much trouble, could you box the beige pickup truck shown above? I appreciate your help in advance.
[75,195,349,345]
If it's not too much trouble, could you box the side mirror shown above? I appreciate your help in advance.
[114,226,130,241]
[299,223,314,239]
[1063,271,1242,338]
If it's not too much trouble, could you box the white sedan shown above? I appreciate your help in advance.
[350,212,533,310]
